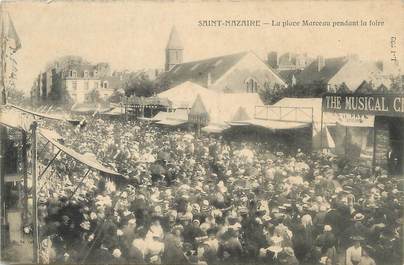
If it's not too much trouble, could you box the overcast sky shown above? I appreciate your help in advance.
[4,0,404,93]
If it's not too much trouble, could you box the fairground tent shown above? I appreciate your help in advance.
[155,109,189,126]
[188,92,264,133]
[99,107,123,116]
[40,128,122,177]
[269,98,373,150]
[71,103,112,114]
[7,104,80,125]
[157,81,215,109]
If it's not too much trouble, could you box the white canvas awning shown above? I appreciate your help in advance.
[158,81,215,109]
[245,119,311,130]
[155,119,188,126]
[201,124,230,134]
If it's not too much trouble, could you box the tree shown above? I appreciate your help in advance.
[123,72,155,97]
[108,89,124,103]
[336,82,351,94]
[389,75,404,93]
[6,87,26,105]
[154,73,172,94]
[259,83,287,104]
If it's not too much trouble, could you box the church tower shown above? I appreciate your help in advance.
[165,26,183,72]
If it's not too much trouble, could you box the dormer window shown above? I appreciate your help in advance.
[72,70,77,78]
[103,81,108,89]
[69,70,73,77]
[84,70,89,78]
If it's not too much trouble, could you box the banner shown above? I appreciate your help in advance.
[322,93,404,117]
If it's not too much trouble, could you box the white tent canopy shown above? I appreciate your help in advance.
[189,92,264,127]
[155,109,189,126]
[158,81,216,109]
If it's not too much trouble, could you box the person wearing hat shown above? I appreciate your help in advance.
[315,225,337,265]
[162,228,190,265]
[292,214,314,263]
[346,236,365,265]
[184,219,205,250]
[342,213,370,248]
[121,218,137,255]
[218,226,243,263]
[279,247,299,265]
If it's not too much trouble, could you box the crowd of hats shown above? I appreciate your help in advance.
[33,117,403,265]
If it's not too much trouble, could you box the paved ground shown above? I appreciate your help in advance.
[2,236,33,264]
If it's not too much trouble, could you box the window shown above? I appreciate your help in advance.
[245,78,259,93]
[94,82,99,89]
[72,81,77,90]
[94,70,98,77]
[84,71,89,78]
[72,70,77,78]
[84,81,89,90]
[69,70,73,77]
[103,81,108,89]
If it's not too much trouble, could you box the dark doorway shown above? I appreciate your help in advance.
[387,117,404,175]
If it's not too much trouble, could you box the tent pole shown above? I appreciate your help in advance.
[37,150,61,179]
[372,117,377,173]
[31,121,39,263]
[37,140,50,158]
[67,168,91,201]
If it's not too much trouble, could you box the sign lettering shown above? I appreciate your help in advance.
[322,94,404,117]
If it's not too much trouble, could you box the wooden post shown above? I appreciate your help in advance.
[320,108,324,150]
[0,102,6,258]
[345,126,348,158]
[21,131,28,221]
[0,6,7,255]
[31,122,39,263]
[372,117,377,173]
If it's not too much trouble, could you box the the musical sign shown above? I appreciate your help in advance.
[322,93,404,117]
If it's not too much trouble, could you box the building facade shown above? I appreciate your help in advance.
[163,27,286,93]
[31,60,123,105]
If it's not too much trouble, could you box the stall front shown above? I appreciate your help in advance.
[322,93,404,175]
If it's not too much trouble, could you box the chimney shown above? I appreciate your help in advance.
[317,56,325,72]
[347,53,359,61]
[267,51,278,69]
[376,60,383,72]
[207,72,212,88]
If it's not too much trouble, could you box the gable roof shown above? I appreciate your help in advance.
[166,26,183,50]
[166,51,249,88]
[297,57,348,85]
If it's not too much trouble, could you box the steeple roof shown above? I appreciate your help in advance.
[166,26,183,50]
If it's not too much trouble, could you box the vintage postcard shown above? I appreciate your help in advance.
[0,0,403,264]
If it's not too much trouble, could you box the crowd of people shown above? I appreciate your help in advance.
[31,116,402,265]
